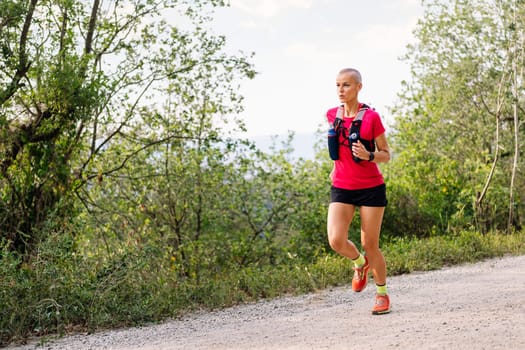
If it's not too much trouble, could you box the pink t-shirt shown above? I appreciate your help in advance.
[326,105,386,190]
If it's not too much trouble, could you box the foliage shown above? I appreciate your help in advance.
[386,0,525,235]
[0,0,254,256]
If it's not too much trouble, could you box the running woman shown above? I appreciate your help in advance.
[326,68,391,314]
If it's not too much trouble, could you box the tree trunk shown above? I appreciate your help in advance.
[507,3,523,233]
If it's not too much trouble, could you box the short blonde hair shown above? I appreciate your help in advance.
[338,68,362,83]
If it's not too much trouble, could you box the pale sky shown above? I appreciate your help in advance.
[211,0,423,137]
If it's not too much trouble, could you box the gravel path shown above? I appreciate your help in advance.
[8,255,525,350]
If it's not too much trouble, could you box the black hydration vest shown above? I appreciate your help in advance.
[329,104,375,162]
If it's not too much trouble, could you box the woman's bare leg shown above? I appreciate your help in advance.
[359,206,386,285]
[327,202,360,260]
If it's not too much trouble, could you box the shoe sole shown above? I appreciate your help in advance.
[372,308,391,315]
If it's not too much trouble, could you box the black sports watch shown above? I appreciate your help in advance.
[368,152,375,162]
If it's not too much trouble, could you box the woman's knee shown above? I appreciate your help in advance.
[328,233,346,253]
[361,238,379,254]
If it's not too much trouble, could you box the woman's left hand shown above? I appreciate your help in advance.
[352,140,368,161]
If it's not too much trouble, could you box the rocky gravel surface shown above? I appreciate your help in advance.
[8,254,525,350]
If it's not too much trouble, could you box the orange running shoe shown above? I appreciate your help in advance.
[372,294,391,315]
[351,256,369,292]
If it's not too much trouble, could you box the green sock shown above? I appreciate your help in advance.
[376,284,388,295]
[351,254,366,267]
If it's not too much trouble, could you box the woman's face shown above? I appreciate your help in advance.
[336,72,362,104]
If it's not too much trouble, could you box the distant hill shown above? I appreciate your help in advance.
[250,132,321,160]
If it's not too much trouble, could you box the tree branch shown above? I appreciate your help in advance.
[85,0,100,56]
[0,0,37,105]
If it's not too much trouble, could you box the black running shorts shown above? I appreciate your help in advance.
[330,184,387,207]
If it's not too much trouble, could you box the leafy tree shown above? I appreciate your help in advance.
[78,74,254,280]
[218,135,305,267]
[0,0,254,256]
[389,0,524,234]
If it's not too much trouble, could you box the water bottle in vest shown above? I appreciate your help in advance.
[328,126,339,160]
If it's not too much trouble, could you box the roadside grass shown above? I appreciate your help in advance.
[1,229,524,346]
[209,230,525,307]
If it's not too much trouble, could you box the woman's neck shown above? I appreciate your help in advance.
[345,102,360,117]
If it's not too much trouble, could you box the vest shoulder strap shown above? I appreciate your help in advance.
[354,105,369,121]
[335,104,369,121]
[335,105,344,120]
